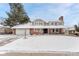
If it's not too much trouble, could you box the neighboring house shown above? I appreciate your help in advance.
[65,27,76,35]
[12,16,65,35]
[0,24,11,34]
[0,24,5,34]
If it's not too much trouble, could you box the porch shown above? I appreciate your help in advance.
[30,28,64,35]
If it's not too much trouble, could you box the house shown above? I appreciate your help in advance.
[12,16,65,35]
[0,24,11,34]
[65,26,76,35]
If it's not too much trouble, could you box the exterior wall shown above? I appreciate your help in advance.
[5,28,12,34]
[26,29,30,35]
[0,28,5,34]
[12,29,16,35]
[48,28,64,34]
[30,28,43,35]
[14,28,65,35]
[60,28,64,34]
[0,28,12,34]
[30,28,65,35]
[69,30,75,34]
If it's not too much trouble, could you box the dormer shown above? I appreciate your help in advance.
[32,19,47,26]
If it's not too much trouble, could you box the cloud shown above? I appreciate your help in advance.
[28,4,74,20]
[0,3,79,26]
[26,3,79,26]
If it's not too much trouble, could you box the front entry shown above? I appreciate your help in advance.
[43,29,48,34]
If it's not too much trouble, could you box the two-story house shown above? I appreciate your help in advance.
[12,16,65,35]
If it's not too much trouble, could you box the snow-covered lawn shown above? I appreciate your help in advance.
[0,35,15,41]
[0,35,18,39]
[0,35,79,52]
[0,35,20,46]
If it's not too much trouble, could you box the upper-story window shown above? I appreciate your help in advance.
[32,19,64,26]
[48,21,63,26]
[48,22,55,25]
[32,19,46,26]
[51,23,54,25]
[55,22,57,25]
[59,22,63,25]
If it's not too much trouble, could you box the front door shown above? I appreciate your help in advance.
[43,29,48,34]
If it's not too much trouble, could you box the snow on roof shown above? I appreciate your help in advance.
[12,22,65,29]
[0,24,6,28]
[31,19,62,23]
[0,24,4,27]
[0,24,10,28]
[68,27,75,30]
[66,26,75,30]
[4,26,10,28]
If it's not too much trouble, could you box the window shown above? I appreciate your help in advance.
[56,22,58,25]
[53,22,55,25]
[56,29,58,32]
[59,22,63,25]
[55,22,57,25]
[53,29,54,32]
[52,23,53,25]
[40,23,43,25]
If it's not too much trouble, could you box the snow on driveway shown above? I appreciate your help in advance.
[0,35,79,52]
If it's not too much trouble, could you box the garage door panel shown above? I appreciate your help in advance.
[16,29,25,35]
[16,29,30,35]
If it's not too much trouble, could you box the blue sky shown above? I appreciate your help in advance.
[0,3,79,26]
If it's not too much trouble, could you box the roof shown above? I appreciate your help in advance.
[68,27,75,30]
[12,22,65,29]
[66,27,75,30]
[31,19,62,23]
[0,24,5,28]
[0,24,10,28]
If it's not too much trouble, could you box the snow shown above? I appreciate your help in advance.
[0,24,10,28]
[0,35,79,52]
[66,27,75,30]
[0,35,17,38]
[0,35,19,42]
[12,23,65,29]
[0,24,5,28]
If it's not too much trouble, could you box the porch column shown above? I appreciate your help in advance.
[24,29,26,39]
[54,28,56,33]
[48,29,50,34]
[58,28,60,33]
[42,29,43,34]
[12,29,16,35]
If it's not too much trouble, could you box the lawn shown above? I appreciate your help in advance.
[0,35,79,52]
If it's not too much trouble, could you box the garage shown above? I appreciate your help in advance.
[15,28,30,35]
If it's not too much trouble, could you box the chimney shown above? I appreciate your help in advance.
[59,16,64,22]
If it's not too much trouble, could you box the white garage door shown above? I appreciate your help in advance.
[16,29,30,35]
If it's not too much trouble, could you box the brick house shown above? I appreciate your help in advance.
[12,16,65,35]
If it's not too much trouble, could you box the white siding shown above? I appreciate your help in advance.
[26,29,30,35]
